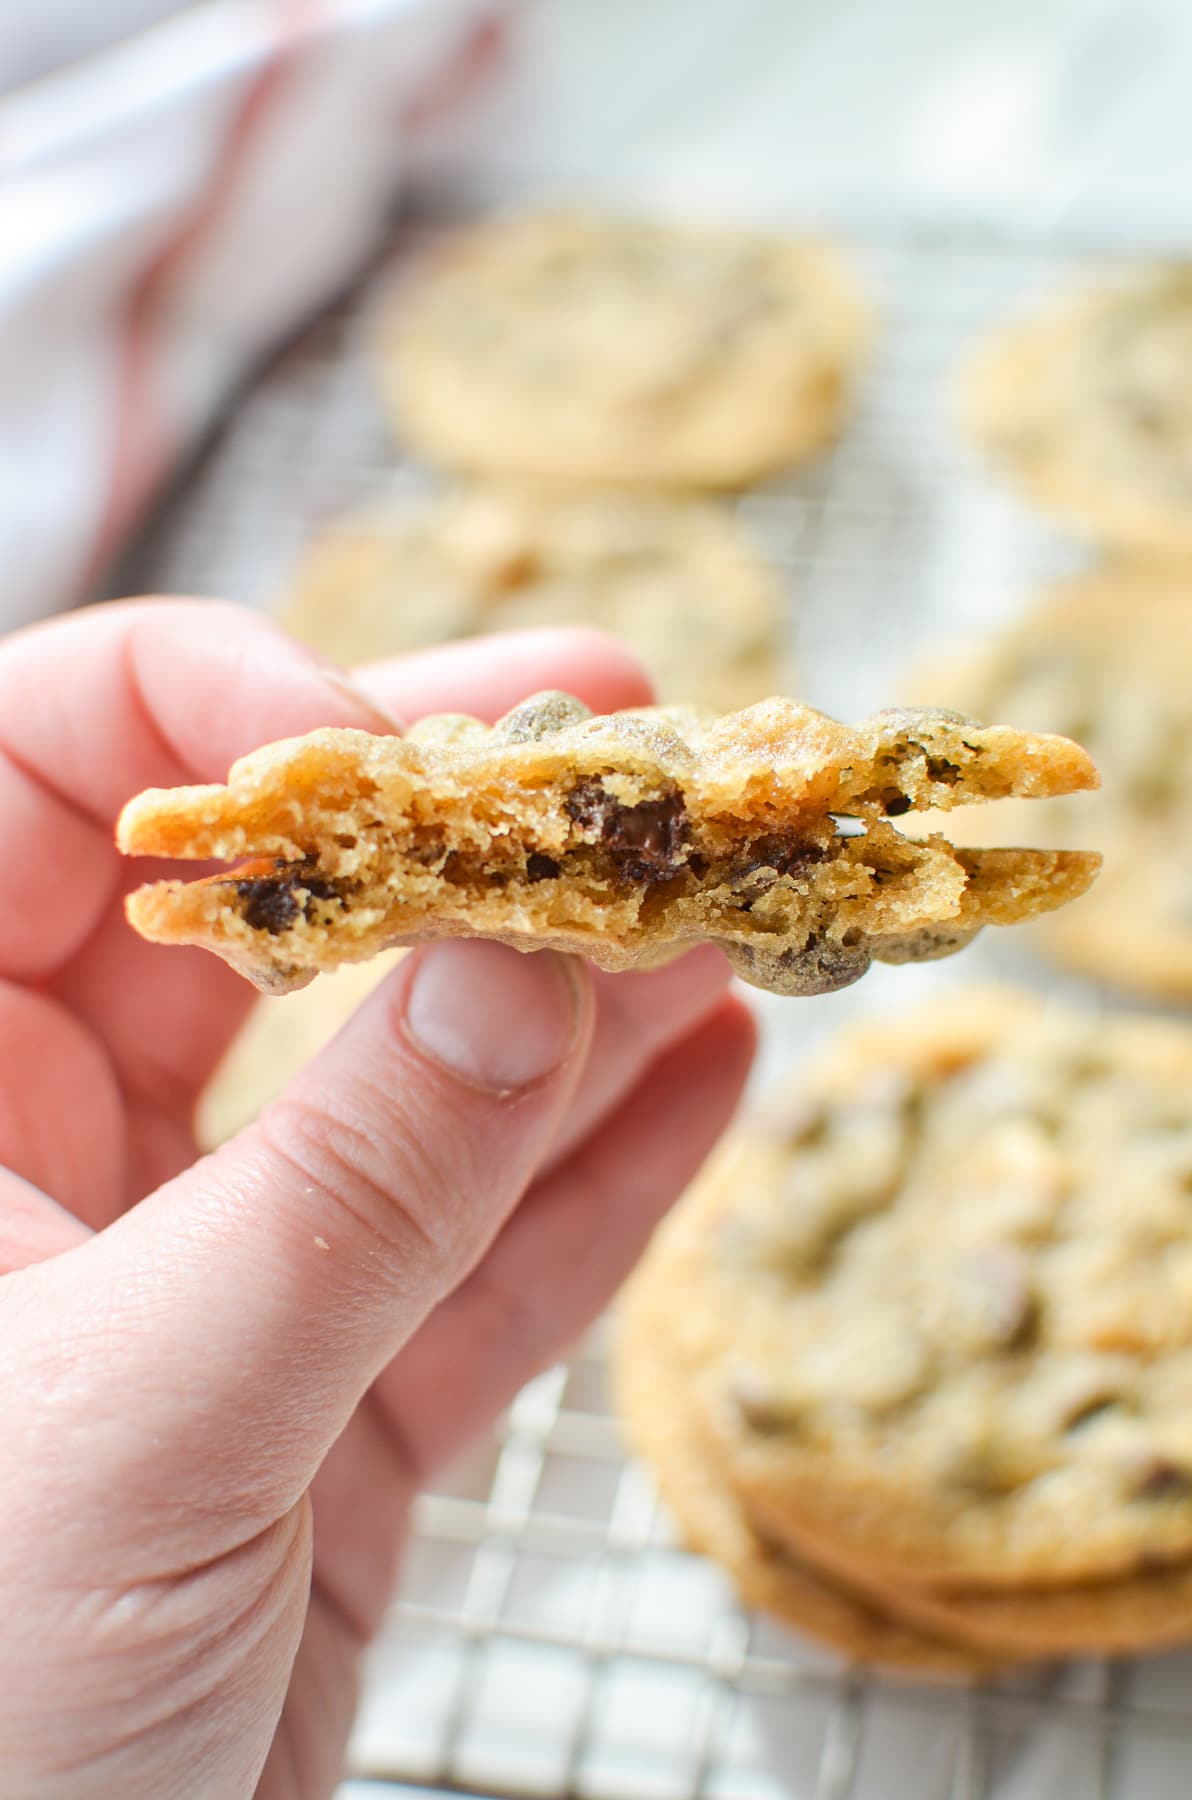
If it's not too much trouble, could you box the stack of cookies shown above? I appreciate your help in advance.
[617,988,1192,1673]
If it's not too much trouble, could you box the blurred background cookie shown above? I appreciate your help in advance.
[909,570,1192,1002]
[279,486,785,709]
[961,265,1192,556]
[377,211,870,490]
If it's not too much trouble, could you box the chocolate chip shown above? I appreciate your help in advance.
[233,869,340,935]
[874,923,982,965]
[526,853,561,882]
[565,778,689,883]
[1063,1396,1122,1433]
[236,878,300,935]
[729,1371,800,1437]
[1118,393,1170,436]
[735,834,827,884]
[773,934,871,996]
[958,1249,1038,1351]
[1133,1455,1192,1501]
[495,692,592,744]
[409,829,448,869]
[925,755,961,785]
[298,875,340,907]
[884,794,912,817]
[565,778,610,834]
[780,1097,831,1150]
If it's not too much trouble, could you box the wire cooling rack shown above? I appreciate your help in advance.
[114,215,1192,1800]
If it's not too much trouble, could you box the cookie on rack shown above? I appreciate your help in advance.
[909,569,1192,1001]
[740,1474,1192,1659]
[625,988,1192,1637]
[196,951,404,1148]
[615,1281,1001,1677]
[116,692,1098,996]
[961,264,1192,554]
[279,486,783,711]
[377,211,870,489]
[622,1209,1192,1665]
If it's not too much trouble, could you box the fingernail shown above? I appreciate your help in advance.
[405,941,583,1092]
[314,664,406,734]
[243,614,407,733]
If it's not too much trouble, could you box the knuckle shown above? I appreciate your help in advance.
[257,1092,455,1279]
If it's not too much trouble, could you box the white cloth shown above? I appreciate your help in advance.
[0,0,504,631]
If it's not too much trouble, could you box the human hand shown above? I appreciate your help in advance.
[0,601,754,1798]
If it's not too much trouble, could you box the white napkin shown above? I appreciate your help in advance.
[0,0,505,632]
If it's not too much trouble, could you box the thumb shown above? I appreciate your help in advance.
[10,941,590,1556]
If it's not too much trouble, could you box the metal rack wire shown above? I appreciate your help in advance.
[116,217,1192,1800]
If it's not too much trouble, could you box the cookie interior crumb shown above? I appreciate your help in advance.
[117,693,1100,997]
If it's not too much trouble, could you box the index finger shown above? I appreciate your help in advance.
[0,601,653,982]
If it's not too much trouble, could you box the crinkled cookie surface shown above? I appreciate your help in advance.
[639,991,1192,1599]
[962,264,1192,554]
[380,210,870,489]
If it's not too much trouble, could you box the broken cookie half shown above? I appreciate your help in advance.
[117,693,1100,997]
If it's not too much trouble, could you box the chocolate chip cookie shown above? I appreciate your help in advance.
[279,487,783,711]
[962,264,1192,554]
[632,989,1192,1612]
[615,1281,1000,1676]
[739,1482,1192,1659]
[622,1220,1192,1664]
[910,569,1192,1000]
[116,693,1098,996]
[379,211,870,489]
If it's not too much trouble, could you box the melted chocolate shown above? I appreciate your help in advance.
[732,835,827,889]
[234,867,341,935]
[565,778,689,883]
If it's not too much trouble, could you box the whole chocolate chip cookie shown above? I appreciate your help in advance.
[961,264,1192,554]
[116,693,1098,996]
[378,211,870,490]
[279,487,784,711]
